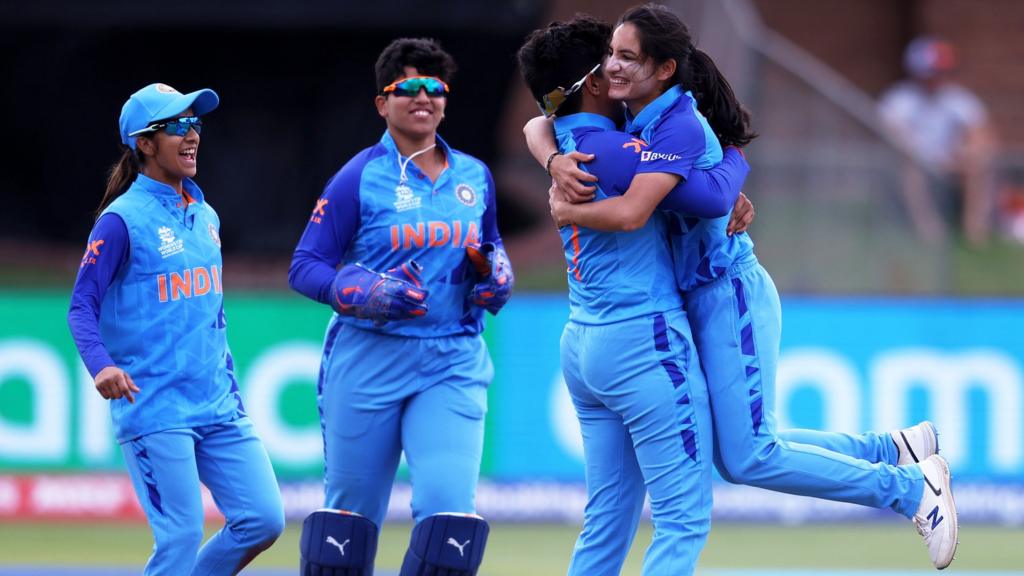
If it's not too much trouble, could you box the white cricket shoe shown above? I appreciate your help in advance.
[892,421,939,465]
[913,454,958,570]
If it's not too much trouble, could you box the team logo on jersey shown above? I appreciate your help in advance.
[622,138,648,153]
[208,223,221,247]
[310,198,328,224]
[640,151,681,163]
[157,226,185,259]
[80,239,104,268]
[455,183,477,207]
[394,183,422,212]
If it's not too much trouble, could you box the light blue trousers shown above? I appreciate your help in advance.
[318,321,492,529]
[685,258,923,518]
[561,309,713,576]
[121,417,285,576]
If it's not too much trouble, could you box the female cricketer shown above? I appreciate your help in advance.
[289,38,511,576]
[534,4,958,571]
[67,83,285,575]
[518,15,754,576]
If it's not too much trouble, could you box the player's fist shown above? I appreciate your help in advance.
[466,243,513,315]
[331,261,429,325]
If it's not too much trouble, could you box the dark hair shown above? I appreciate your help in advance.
[96,144,146,217]
[375,38,457,92]
[620,3,757,146]
[517,15,612,116]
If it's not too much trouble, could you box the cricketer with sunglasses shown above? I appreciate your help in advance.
[289,39,511,576]
[67,83,285,575]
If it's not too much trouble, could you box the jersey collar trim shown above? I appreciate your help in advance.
[553,112,617,135]
[624,84,686,134]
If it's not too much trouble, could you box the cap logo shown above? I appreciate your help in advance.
[155,83,180,94]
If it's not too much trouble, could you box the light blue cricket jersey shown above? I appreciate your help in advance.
[554,113,682,325]
[100,174,242,442]
[296,131,501,337]
[626,85,756,291]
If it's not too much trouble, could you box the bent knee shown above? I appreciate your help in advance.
[719,439,780,484]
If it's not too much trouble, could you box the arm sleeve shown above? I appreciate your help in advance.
[480,166,504,248]
[288,170,362,305]
[67,213,129,378]
[633,112,708,180]
[658,147,750,217]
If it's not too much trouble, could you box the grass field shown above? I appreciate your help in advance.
[1,521,1022,574]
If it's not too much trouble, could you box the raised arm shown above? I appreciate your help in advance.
[552,172,680,231]
[552,147,749,231]
[523,115,596,201]
[657,147,749,217]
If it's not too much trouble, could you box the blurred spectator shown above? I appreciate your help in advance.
[878,36,996,246]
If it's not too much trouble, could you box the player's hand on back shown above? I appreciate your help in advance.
[94,366,140,404]
[549,188,572,228]
[727,192,755,236]
[550,152,597,203]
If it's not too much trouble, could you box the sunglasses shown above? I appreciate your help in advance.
[539,63,601,117]
[382,76,450,98]
[128,116,203,138]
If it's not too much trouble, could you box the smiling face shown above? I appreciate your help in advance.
[604,23,676,115]
[136,107,200,186]
[375,66,447,147]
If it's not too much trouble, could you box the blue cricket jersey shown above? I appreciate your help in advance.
[71,174,243,442]
[627,85,756,291]
[290,131,503,337]
[554,113,682,325]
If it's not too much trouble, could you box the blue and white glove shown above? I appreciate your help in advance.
[466,243,513,315]
[332,260,428,325]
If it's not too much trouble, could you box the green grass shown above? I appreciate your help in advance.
[1,521,1022,573]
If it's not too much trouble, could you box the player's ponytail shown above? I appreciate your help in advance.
[97,146,143,217]
[686,48,757,147]
[619,3,757,147]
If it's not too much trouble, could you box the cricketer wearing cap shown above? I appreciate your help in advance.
[518,17,750,576]
[68,83,284,575]
[289,38,510,576]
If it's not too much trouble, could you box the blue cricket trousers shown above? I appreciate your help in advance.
[121,416,285,575]
[685,257,923,517]
[318,321,492,528]
[561,308,713,576]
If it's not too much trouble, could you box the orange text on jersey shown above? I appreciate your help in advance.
[390,220,480,251]
[156,265,223,302]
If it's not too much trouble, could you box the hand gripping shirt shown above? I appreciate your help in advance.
[627,85,756,291]
[72,175,242,442]
[290,131,503,337]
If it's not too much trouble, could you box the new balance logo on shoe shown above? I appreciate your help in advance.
[926,505,944,530]
[326,536,350,556]
[447,537,470,557]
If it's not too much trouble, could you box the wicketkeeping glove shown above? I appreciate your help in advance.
[466,242,514,315]
[331,260,428,325]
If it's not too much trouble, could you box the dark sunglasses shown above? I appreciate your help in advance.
[129,116,203,138]
[382,76,449,98]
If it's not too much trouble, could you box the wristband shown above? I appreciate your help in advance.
[544,151,561,176]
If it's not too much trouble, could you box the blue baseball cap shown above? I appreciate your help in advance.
[119,83,219,150]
